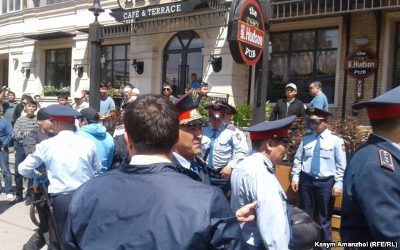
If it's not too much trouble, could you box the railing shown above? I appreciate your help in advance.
[271,0,400,21]
[207,92,230,103]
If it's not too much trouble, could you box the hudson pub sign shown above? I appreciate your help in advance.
[344,49,378,78]
[228,0,265,65]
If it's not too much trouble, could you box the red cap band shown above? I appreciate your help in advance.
[179,109,192,121]
[52,116,75,122]
[249,128,290,141]
[367,105,400,120]
[209,110,225,115]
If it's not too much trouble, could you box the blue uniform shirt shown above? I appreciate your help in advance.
[201,123,248,169]
[292,128,346,189]
[231,150,291,249]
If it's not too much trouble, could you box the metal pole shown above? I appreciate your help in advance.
[89,22,101,111]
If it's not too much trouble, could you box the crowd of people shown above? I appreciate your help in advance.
[0,78,398,250]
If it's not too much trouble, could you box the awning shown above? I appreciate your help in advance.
[23,31,75,40]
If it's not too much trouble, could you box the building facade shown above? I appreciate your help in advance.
[0,0,399,124]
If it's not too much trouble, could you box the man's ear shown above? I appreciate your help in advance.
[124,132,135,156]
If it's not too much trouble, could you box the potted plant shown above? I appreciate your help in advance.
[43,86,57,96]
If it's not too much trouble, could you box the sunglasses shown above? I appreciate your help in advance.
[163,88,171,92]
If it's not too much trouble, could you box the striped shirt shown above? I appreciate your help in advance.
[12,116,38,145]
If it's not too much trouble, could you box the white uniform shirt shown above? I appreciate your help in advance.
[19,130,101,194]
[201,123,248,169]
[291,128,347,189]
[231,151,290,250]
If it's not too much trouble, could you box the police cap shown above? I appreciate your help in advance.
[352,86,400,120]
[44,104,81,122]
[205,101,231,120]
[305,107,332,122]
[175,91,205,126]
[243,115,296,143]
[37,109,52,121]
[220,101,237,115]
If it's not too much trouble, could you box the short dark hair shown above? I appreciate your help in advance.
[8,91,15,96]
[200,82,208,88]
[191,73,197,77]
[58,94,68,101]
[123,94,179,154]
[82,90,90,95]
[370,117,400,132]
[34,95,41,99]
[311,81,322,89]
[26,100,37,107]
[251,140,264,151]
[22,95,33,102]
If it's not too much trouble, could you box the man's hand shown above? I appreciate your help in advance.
[220,166,232,180]
[291,182,299,193]
[332,188,342,197]
[236,201,257,222]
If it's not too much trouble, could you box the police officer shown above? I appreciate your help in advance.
[291,107,346,245]
[201,102,249,195]
[19,105,101,249]
[231,115,297,250]
[340,86,400,247]
[173,91,210,184]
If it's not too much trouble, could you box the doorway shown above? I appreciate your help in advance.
[163,31,204,96]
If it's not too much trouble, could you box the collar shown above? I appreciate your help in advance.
[285,98,296,104]
[172,152,195,170]
[368,134,400,160]
[312,128,330,139]
[129,155,171,166]
[250,150,275,173]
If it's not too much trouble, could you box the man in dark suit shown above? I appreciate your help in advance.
[341,86,400,247]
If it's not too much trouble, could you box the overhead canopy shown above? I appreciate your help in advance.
[23,31,75,40]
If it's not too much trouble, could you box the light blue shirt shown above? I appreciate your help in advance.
[231,151,291,250]
[201,123,248,169]
[100,97,115,115]
[309,93,329,111]
[18,130,101,194]
[172,152,194,170]
[291,128,347,189]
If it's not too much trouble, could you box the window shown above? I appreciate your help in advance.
[100,44,130,89]
[392,22,400,89]
[45,48,72,90]
[1,0,21,14]
[267,28,338,103]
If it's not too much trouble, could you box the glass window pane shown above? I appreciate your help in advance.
[113,61,125,88]
[271,33,289,52]
[316,51,336,77]
[292,31,315,50]
[101,65,113,86]
[318,29,338,49]
[167,37,182,50]
[394,49,400,88]
[45,64,55,87]
[2,0,7,14]
[102,46,113,60]
[290,52,314,78]
[57,49,66,63]
[187,52,203,81]
[271,54,288,81]
[189,37,204,49]
[8,0,13,11]
[165,53,181,87]
[114,45,126,60]
[15,0,20,10]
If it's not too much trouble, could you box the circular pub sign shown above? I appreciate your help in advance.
[344,49,378,78]
[228,0,265,65]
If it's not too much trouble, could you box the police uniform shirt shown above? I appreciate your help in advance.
[201,123,248,169]
[292,128,347,189]
[18,130,101,194]
[341,133,400,244]
[231,150,290,250]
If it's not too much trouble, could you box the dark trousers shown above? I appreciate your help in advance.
[50,192,74,250]
[14,143,26,198]
[299,172,334,242]
[0,148,12,194]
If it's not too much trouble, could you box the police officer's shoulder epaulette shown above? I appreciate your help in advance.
[378,149,395,172]
[226,124,235,131]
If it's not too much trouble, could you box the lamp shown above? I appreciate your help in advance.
[88,0,104,23]
[209,56,222,72]
[21,67,30,79]
[73,65,84,78]
[355,36,369,46]
[12,58,18,67]
[132,59,144,75]
[100,55,106,68]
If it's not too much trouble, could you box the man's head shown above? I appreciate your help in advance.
[309,81,322,97]
[162,83,173,98]
[306,107,331,134]
[285,83,297,100]
[34,95,41,104]
[44,104,81,134]
[206,101,231,129]
[81,90,89,99]
[123,94,179,155]
[73,92,84,106]
[57,94,69,106]
[174,92,205,160]
[190,73,197,82]
[353,86,400,138]
[220,101,237,123]
[123,85,133,100]
[25,100,37,117]
[245,116,296,166]
[198,83,209,98]
[100,84,108,98]
[131,88,140,101]
[37,109,54,135]
[8,91,15,102]
[79,108,100,127]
